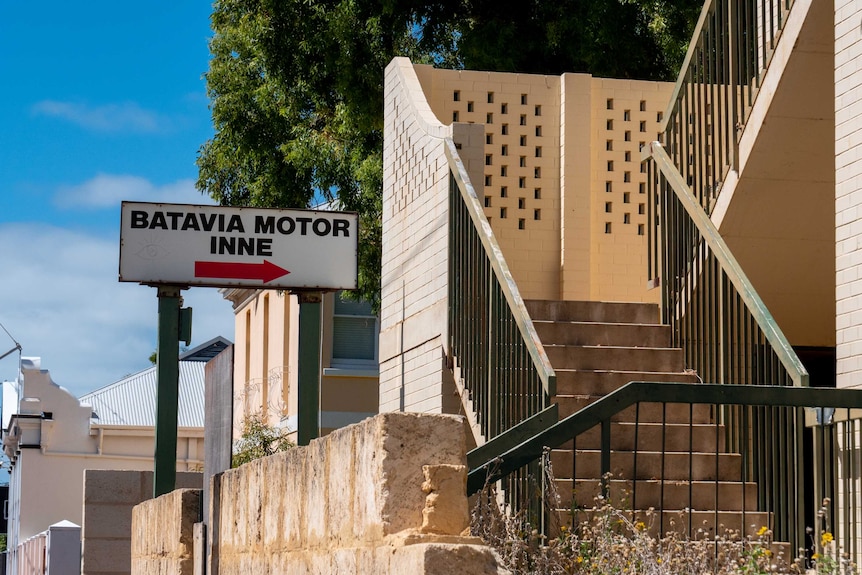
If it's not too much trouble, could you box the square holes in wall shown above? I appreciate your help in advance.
[518,218,525,229]
[520,114,527,126]
[607,119,614,130]
[534,188,541,200]
[501,103,508,114]
[606,98,614,110]
[605,202,612,213]
[502,124,509,135]
[518,197,526,209]
[518,177,526,188]
[500,165,507,176]
[623,192,630,203]
[534,209,541,220]
[484,196,492,207]
[467,101,474,113]
[487,92,494,104]
[521,94,528,105]
[605,222,612,234]
[534,167,541,178]
[500,207,507,218]
[520,156,527,168]
[485,175,492,186]
[520,135,527,146]
[624,110,631,121]
[501,186,508,198]
[453,90,460,101]
[453,111,459,122]
[640,100,646,112]
[486,113,493,124]
[501,145,508,156]
[624,213,631,224]
[606,140,613,151]
[486,134,493,145]
[534,105,541,116]
[485,154,492,165]
[535,126,542,137]
[624,131,631,141]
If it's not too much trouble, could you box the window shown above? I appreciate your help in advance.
[518,197,526,209]
[453,90,460,101]
[639,100,646,112]
[501,103,508,114]
[501,124,509,135]
[452,111,459,122]
[487,92,494,103]
[624,110,631,121]
[521,94,528,105]
[605,202,612,213]
[467,101,474,113]
[606,98,614,110]
[331,292,378,368]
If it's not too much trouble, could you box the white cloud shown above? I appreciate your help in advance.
[32,100,167,134]
[54,174,215,210]
[0,223,235,397]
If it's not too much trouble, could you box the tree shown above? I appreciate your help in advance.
[198,0,701,307]
[232,414,293,467]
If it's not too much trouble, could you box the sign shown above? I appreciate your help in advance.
[119,202,358,290]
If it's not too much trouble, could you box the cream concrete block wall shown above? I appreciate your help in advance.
[380,58,459,414]
[415,65,562,301]
[82,470,202,575]
[588,78,671,303]
[412,65,671,304]
[836,0,862,389]
[131,489,200,575]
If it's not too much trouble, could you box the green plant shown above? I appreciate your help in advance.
[232,414,293,467]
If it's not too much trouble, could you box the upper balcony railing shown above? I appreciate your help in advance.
[662,0,794,214]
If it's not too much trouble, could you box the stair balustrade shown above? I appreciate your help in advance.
[445,138,557,522]
[662,0,794,214]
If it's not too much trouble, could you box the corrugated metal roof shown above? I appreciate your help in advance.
[79,361,206,427]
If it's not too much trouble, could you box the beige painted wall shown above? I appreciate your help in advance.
[221,289,379,439]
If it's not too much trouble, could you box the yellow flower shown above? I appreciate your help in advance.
[635,521,646,531]
[576,556,584,564]
[757,526,769,536]
[656,558,662,564]
[813,553,821,560]
[822,532,834,545]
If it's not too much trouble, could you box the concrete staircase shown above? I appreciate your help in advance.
[525,299,767,538]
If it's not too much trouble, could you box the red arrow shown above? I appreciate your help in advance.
[194,260,290,283]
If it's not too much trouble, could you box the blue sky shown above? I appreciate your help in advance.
[0,1,236,396]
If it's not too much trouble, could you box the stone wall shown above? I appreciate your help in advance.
[130,413,507,575]
[82,470,202,575]
[131,489,200,575]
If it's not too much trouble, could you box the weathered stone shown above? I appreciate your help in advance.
[420,464,469,535]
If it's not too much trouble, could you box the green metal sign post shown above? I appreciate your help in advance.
[297,292,322,445]
[153,285,192,498]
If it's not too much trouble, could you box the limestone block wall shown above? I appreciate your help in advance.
[131,489,200,575]
[130,413,506,575]
[82,470,202,575]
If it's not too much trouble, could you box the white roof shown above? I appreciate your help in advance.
[78,337,230,427]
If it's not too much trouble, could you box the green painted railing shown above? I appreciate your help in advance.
[469,381,862,556]
[445,137,556,521]
[643,141,807,388]
[661,0,795,214]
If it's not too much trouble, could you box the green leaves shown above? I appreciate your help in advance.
[198,0,700,308]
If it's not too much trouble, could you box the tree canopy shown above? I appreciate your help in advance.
[197,0,701,307]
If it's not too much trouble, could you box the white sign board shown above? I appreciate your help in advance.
[119,202,358,290]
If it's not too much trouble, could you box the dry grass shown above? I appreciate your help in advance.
[470,460,855,575]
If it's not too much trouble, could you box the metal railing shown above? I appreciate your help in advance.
[644,141,807,389]
[469,381,862,557]
[445,137,556,520]
[662,0,795,214]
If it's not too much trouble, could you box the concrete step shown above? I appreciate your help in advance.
[554,421,726,452]
[555,396,715,424]
[553,479,759,512]
[526,300,660,324]
[533,320,672,348]
[550,449,743,482]
[555,369,700,396]
[545,345,686,373]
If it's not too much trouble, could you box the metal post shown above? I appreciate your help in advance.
[297,292,322,446]
[154,285,182,497]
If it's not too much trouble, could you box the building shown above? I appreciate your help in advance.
[2,337,227,573]
[220,289,378,440]
[381,59,673,414]
[381,0,862,553]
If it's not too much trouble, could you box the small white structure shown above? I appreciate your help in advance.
[2,337,228,574]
